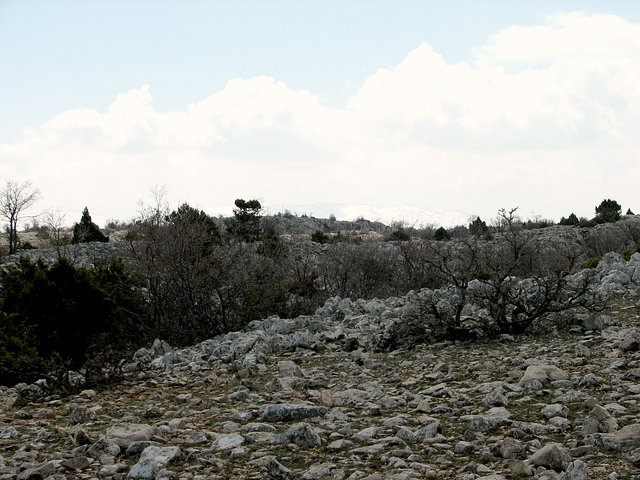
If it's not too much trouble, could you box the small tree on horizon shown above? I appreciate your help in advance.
[72,207,109,243]
[434,226,451,241]
[559,213,579,226]
[227,198,262,242]
[594,199,622,224]
[469,216,491,239]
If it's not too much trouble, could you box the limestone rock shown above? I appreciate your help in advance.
[214,433,245,451]
[272,423,322,448]
[107,423,157,449]
[259,403,328,422]
[519,365,569,387]
[528,443,571,471]
[126,446,181,479]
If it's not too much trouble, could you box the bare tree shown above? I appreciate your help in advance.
[42,209,68,258]
[0,180,41,254]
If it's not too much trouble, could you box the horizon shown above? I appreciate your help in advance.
[1,1,639,228]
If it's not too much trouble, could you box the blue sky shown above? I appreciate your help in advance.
[1,1,640,226]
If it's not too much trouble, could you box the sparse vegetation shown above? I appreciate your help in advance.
[2,193,640,387]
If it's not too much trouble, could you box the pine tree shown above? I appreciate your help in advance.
[72,207,109,243]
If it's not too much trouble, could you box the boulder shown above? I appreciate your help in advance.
[106,424,156,449]
[272,423,322,448]
[519,364,569,387]
[259,403,328,422]
[126,446,181,479]
[528,443,571,471]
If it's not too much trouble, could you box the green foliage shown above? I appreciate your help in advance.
[582,256,602,269]
[72,207,109,243]
[434,226,451,241]
[559,213,579,226]
[595,199,622,224]
[468,216,491,239]
[258,226,286,257]
[311,230,330,244]
[388,230,410,241]
[0,312,50,386]
[18,241,36,250]
[579,217,596,228]
[166,203,221,252]
[0,256,145,386]
[227,198,262,242]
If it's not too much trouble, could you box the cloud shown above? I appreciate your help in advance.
[350,13,640,152]
[1,12,639,225]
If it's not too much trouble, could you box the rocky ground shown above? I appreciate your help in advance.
[2,256,640,479]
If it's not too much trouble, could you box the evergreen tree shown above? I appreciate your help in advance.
[559,213,579,226]
[72,207,109,243]
[226,198,262,242]
[434,226,451,241]
[468,216,491,238]
[594,199,622,224]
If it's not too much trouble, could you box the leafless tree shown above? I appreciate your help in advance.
[42,209,68,258]
[0,180,41,254]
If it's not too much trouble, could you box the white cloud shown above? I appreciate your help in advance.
[1,12,639,226]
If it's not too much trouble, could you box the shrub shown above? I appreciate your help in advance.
[388,230,410,241]
[559,213,579,226]
[595,199,622,224]
[434,227,451,241]
[582,256,602,269]
[0,256,146,386]
[311,230,330,244]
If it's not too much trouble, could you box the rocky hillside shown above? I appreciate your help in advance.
[1,254,640,479]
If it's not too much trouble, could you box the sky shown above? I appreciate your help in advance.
[1,1,639,228]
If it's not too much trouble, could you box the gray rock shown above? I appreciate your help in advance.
[575,314,605,331]
[559,459,588,480]
[519,365,569,387]
[542,404,568,419]
[414,418,441,440]
[126,441,162,457]
[87,437,122,458]
[214,433,245,451]
[61,455,91,470]
[68,405,91,424]
[499,437,523,459]
[0,427,18,439]
[528,443,571,471]
[302,462,343,480]
[151,338,172,356]
[587,423,640,452]
[272,423,322,447]
[107,423,156,449]
[278,360,303,378]
[485,390,509,407]
[353,426,378,442]
[126,446,181,479]
[621,335,640,352]
[259,403,328,422]
[16,461,56,480]
[265,457,295,479]
[73,428,92,446]
[581,404,618,436]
